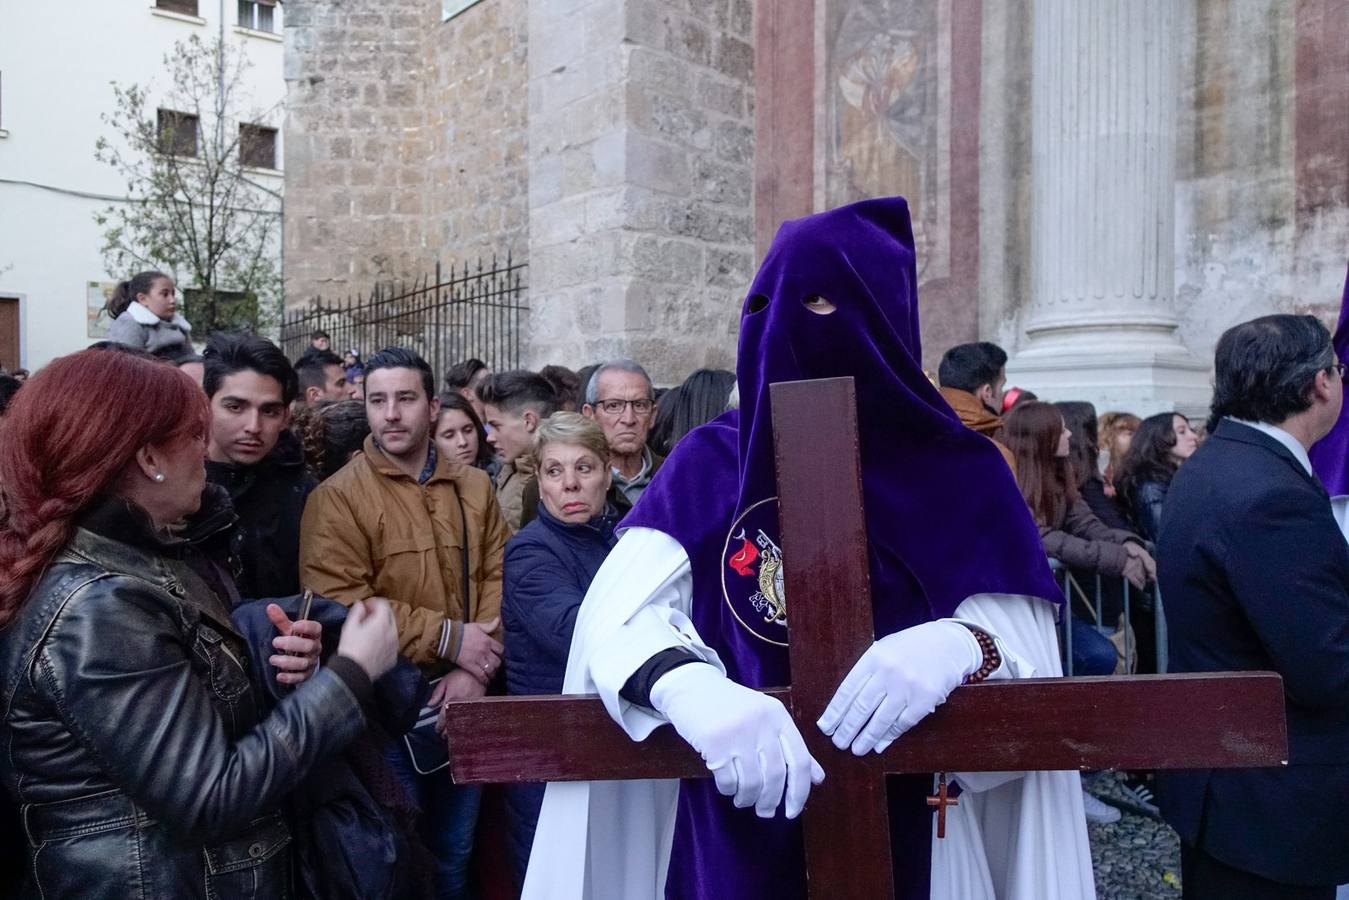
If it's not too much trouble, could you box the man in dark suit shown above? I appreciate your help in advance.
[1159,314,1349,900]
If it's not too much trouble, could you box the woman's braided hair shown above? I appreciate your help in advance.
[0,349,207,626]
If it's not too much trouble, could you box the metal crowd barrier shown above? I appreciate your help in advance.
[1050,561,1168,676]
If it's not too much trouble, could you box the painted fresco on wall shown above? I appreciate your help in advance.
[823,0,950,283]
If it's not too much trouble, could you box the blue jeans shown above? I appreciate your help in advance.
[1064,615,1118,676]
[385,743,482,900]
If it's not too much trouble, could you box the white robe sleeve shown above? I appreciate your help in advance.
[930,594,1096,900]
[581,528,725,738]
[522,527,703,900]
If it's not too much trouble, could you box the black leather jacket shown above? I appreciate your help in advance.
[1130,478,1170,544]
[0,497,373,899]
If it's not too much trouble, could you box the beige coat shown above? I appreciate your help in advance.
[300,436,509,670]
[494,454,537,533]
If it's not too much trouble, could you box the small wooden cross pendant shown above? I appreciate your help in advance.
[927,772,959,839]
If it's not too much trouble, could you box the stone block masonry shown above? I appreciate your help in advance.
[525,0,755,382]
[284,0,530,306]
[284,1,436,304]
[284,0,752,383]
[426,0,530,264]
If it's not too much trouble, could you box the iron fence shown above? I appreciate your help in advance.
[280,255,527,380]
[1053,563,1169,676]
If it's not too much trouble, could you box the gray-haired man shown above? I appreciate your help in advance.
[582,359,664,514]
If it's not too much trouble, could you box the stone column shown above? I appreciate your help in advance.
[524,0,754,383]
[1006,0,1210,415]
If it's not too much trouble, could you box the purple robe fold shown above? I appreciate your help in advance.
[623,197,1063,900]
[1309,265,1349,494]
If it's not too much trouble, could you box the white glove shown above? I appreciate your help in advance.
[651,663,825,819]
[818,620,983,756]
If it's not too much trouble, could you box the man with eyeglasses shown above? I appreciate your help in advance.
[582,359,665,515]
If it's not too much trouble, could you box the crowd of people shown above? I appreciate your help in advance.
[1,198,1347,900]
[0,269,752,899]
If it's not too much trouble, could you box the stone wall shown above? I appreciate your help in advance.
[283,0,435,304]
[977,0,1034,351]
[524,0,755,381]
[284,0,531,306]
[425,0,530,264]
[1173,0,1348,357]
[284,0,1345,397]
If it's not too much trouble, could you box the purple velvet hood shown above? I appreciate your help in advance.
[621,197,1064,900]
[626,197,1061,646]
[1309,264,1349,495]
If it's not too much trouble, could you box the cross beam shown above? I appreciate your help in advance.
[443,673,1286,784]
[444,377,1287,900]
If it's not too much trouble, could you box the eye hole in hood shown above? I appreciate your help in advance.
[802,294,837,315]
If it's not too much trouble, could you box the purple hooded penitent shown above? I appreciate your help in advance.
[1309,264,1349,494]
[623,197,1062,900]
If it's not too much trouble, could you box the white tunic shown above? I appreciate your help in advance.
[523,527,1096,900]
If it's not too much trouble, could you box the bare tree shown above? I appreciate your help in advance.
[95,34,282,334]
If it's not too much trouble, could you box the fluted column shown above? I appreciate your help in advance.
[1006,0,1209,415]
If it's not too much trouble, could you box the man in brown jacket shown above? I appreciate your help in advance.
[299,347,509,899]
[937,341,1017,475]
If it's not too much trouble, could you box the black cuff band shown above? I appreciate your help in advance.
[620,647,702,709]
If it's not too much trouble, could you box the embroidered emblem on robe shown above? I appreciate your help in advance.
[722,497,789,645]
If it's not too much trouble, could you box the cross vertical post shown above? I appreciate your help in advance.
[771,377,895,898]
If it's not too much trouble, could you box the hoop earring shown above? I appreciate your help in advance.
[153,473,166,483]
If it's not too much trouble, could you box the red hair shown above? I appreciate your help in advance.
[0,349,208,625]
[1003,400,1079,528]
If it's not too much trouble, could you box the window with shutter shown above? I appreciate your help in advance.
[239,123,277,170]
[157,109,199,158]
[238,0,276,33]
[157,0,199,16]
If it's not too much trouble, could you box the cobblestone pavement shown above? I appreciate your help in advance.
[1088,774,1181,899]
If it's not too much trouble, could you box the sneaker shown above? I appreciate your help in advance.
[1082,789,1121,824]
[1116,775,1161,818]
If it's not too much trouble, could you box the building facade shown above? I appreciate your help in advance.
[0,0,286,371]
[755,0,1349,416]
[282,0,1347,411]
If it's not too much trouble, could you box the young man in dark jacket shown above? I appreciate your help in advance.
[294,348,354,408]
[204,332,318,600]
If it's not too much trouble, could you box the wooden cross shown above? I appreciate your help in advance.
[444,377,1288,899]
[926,772,957,839]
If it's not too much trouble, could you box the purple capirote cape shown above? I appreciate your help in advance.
[622,198,1063,900]
[1309,264,1349,494]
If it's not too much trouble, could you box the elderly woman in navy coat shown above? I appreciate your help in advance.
[501,412,620,885]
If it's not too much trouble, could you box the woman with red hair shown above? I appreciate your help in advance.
[0,349,399,899]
